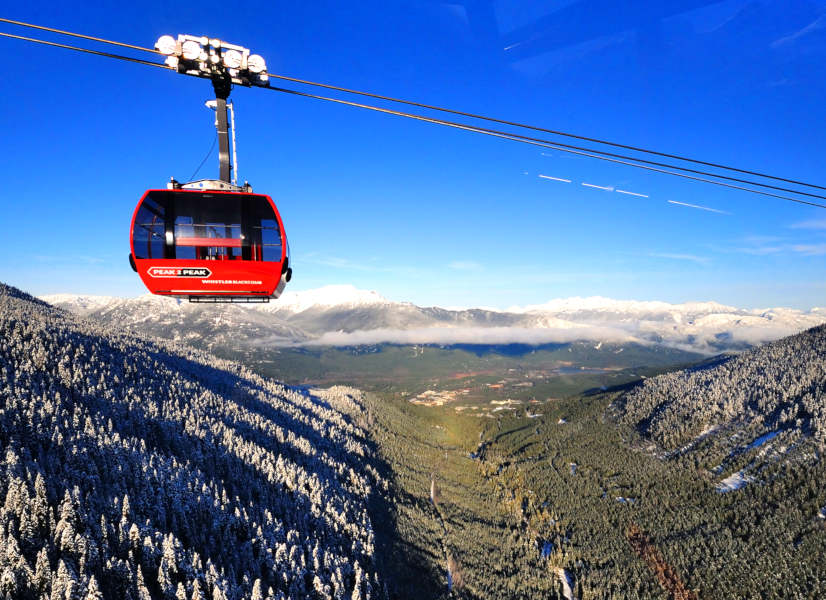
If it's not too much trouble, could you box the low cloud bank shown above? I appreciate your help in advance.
[723,324,812,347]
[302,325,642,347]
[284,321,821,353]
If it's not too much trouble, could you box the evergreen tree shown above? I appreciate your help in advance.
[84,576,103,600]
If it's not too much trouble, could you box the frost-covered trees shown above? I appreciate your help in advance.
[615,324,826,450]
[0,283,385,599]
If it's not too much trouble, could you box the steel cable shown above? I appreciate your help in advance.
[1,23,825,209]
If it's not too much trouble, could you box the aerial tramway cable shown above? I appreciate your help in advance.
[262,72,826,193]
[0,17,162,54]
[265,84,826,206]
[0,31,171,69]
[3,15,823,193]
[266,85,826,209]
[1,20,826,210]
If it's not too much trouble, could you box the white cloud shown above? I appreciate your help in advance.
[735,245,785,256]
[305,325,640,347]
[732,241,826,256]
[724,324,812,346]
[649,252,709,264]
[741,235,784,244]
[282,316,820,354]
[448,260,483,271]
[791,244,826,256]
[789,219,826,230]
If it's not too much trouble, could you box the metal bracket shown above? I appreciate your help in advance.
[211,74,232,184]
[159,36,261,190]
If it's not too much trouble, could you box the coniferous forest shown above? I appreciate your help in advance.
[2,281,826,599]
[0,284,384,599]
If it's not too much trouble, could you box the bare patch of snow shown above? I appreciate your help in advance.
[716,471,752,492]
[554,567,577,600]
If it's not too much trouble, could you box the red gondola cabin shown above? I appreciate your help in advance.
[130,189,290,300]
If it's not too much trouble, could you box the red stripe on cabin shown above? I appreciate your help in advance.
[175,237,241,247]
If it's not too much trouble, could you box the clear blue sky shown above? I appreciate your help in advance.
[1,0,825,309]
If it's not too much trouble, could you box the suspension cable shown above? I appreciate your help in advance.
[0,31,171,69]
[1,23,825,209]
[269,85,826,202]
[263,72,826,192]
[3,15,824,193]
[266,84,826,209]
[0,17,161,54]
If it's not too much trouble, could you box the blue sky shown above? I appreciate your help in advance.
[1,0,825,309]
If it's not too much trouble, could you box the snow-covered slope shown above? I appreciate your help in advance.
[41,293,311,350]
[3,283,384,599]
[41,288,826,354]
[611,324,826,487]
[509,296,826,349]
[37,293,120,313]
[616,323,826,449]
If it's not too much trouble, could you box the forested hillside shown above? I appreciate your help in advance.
[614,324,826,451]
[0,283,385,600]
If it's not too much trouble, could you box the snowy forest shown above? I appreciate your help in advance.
[615,324,826,451]
[3,278,826,599]
[0,284,385,600]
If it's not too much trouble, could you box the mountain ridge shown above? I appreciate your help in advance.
[42,286,826,354]
[611,323,826,490]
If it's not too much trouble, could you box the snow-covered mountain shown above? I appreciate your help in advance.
[41,285,826,354]
[1,283,384,599]
[272,285,394,313]
[611,324,826,488]
[49,293,312,350]
[616,323,826,448]
[33,293,120,312]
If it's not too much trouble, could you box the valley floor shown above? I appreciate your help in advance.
[359,388,826,599]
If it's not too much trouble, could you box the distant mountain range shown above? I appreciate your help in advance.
[42,285,826,354]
